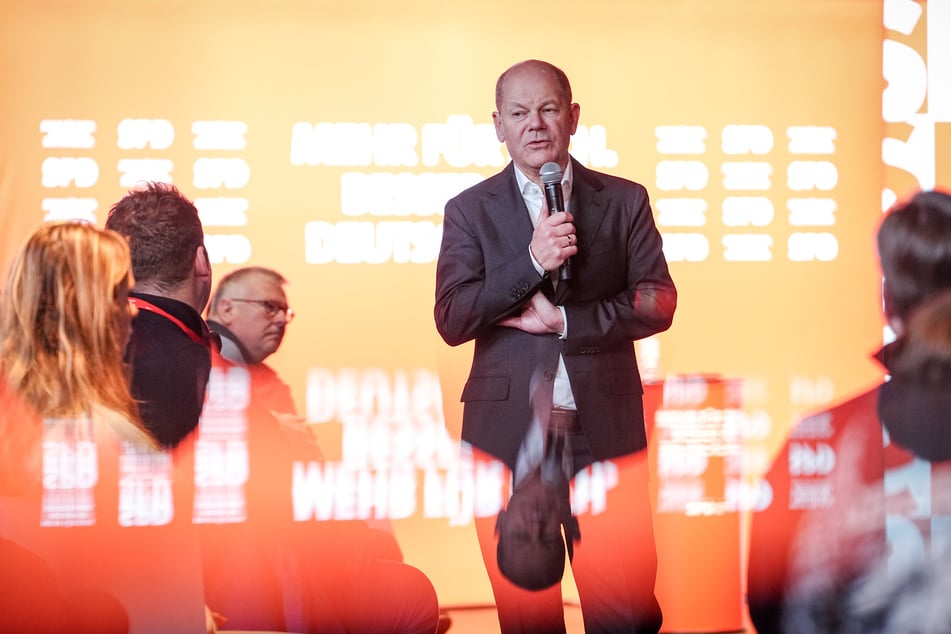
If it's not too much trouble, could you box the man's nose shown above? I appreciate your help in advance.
[527,109,544,129]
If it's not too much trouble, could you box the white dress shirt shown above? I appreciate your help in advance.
[511,163,578,486]
[512,163,577,411]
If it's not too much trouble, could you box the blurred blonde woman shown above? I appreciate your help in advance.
[0,221,153,451]
[0,221,210,633]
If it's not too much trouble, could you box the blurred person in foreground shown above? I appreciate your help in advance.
[835,288,951,634]
[104,181,217,449]
[748,189,951,633]
[435,58,675,633]
[196,265,441,633]
[0,221,209,633]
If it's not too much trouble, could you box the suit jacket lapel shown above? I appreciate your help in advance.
[485,163,535,256]
[555,159,608,303]
[569,158,609,254]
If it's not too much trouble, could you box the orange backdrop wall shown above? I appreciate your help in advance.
[2,0,948,613]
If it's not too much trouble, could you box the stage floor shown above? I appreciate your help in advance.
[441,602,751,633]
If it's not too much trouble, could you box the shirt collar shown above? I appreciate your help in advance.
[514,159,573,196]
[130,291,218,350]
[207,320,252,365]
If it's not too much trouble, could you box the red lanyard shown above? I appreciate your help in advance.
[128,296,206,345]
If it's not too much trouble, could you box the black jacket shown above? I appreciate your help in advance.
[126,292,214,447]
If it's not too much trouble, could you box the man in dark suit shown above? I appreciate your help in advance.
[435,59,676,634]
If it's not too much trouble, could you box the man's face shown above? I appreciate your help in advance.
[498,498,565,559]
[495,479,570,589]
[493,63,580,182]
[220,273,290,364]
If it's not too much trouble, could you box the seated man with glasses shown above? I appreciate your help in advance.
[201,266,442,632]
[206,266,299,419]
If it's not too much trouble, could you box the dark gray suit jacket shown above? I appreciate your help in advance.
[435,158,676,471]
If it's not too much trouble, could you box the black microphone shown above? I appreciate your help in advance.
[540,161,572,281]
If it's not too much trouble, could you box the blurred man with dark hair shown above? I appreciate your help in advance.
[748,189,951,633]
[105,181,216,448]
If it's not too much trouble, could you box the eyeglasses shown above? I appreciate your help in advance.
[229,298,295,322]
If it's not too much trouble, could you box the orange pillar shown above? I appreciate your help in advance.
[646,376,745,633]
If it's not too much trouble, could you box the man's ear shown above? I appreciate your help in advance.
[194,245,212,280]
[492,111,504,143]
[216,297,235,324]
[568,102,581,135]
[566,516,581,543]
[882,285,905,337]
[191,245,214,315]
[564,516,581,562]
